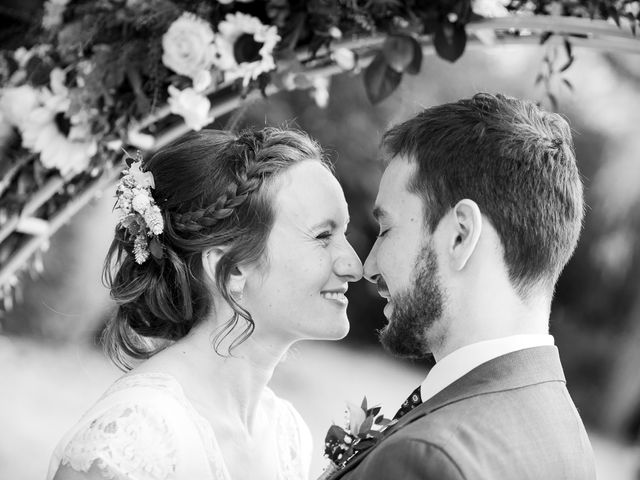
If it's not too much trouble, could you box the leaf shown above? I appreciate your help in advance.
[149,237,163,260]
[358,415,374,435]
[368,406,381,417]
[377,417,393,426]
[325,424,348,444]
[25,56,52,87]
[434,21,466,62]
[363,51,402,104]
[405,36,423,75]
[540,31,553,45]
[360,396,368,411]
[382,34,415,73]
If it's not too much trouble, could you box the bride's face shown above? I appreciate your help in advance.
[242,160,362,343]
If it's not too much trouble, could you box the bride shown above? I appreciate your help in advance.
[48,127,363,480]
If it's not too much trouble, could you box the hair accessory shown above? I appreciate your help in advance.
[114,150,164,264]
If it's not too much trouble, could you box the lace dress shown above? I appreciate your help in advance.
[47,373,312,480]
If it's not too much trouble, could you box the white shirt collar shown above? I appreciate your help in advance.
[420,334,555,403]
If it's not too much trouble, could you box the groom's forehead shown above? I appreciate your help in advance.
[376,158,418,200]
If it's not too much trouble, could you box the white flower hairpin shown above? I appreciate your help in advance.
[114,150,164,264]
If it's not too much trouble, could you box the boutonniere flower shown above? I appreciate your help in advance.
[319,397,395,479]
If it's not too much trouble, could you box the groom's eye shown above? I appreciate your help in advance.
[377,228,389,238]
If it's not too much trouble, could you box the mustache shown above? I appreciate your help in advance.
[376,277,389,295]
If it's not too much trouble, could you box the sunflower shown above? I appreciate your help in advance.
[19,75,97,178]
[212,12,281,84]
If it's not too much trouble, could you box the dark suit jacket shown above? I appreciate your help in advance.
[334,346,595,480]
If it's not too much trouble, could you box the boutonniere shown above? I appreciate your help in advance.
[319,397,395,479]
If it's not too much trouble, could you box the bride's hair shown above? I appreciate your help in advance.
[102,127,328,370]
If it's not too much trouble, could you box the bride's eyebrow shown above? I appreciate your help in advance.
[310,216,351,231]
[310,220,338,231]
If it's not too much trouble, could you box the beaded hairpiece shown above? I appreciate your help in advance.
[114,151,164,264]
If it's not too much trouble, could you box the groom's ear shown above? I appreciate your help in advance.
[448,199,482,271]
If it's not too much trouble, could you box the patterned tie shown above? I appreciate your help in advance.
[392,385,423,420]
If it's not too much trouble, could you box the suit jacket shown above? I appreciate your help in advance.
[334,346,595,480]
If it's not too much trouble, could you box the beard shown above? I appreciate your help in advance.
[378,242,445,359]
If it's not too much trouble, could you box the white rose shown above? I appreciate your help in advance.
[167,85,213,131]
[0,85,40,130]
[162,12,216,80]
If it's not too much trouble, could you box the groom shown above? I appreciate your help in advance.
[336,93,596,479]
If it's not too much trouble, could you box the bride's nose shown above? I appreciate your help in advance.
[334,242,363,282]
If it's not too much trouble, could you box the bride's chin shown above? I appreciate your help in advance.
[321,319,350,341]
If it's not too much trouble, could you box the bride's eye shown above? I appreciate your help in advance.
[316,231,333,243]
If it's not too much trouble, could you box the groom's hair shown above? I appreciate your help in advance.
[381,92,584,297]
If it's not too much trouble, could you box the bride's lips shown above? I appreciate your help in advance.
[321,287,348,305]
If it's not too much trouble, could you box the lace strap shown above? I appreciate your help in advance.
[61,402,177,480]
[56,384,214,480]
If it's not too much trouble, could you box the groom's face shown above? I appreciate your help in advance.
[364,157,445,358]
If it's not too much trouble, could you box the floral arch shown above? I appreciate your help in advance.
[0,0,639,309]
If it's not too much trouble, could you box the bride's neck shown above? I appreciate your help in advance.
[160,317,290,431]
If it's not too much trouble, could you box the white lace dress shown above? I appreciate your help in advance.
[47,373,312,480]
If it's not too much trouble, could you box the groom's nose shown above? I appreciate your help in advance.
[363,241,379,284]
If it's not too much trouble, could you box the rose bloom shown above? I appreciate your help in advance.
[167,85,213,131]
[162,12,216,80]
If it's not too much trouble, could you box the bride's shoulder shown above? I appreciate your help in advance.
[48,373,205,480]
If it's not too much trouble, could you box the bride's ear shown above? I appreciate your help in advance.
[202,247,247,297]
[449,199,482,271]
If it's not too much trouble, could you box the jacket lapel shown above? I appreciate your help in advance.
[331,345,565,479]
